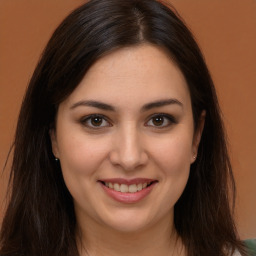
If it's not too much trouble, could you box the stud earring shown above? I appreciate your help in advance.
[55,158,59,161]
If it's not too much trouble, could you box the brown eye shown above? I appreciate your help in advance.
[81,115,111,128]
[91,116,103,126]
[146,114,176,128]
[152,116,164,126]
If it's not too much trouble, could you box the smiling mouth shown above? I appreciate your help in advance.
[99,181,157,193]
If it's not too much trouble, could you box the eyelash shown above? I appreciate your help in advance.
[146,113,177,128]
[80,113,177,129]
[80,114,112,129]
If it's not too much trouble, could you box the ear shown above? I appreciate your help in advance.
[191,110,206,163]
[49,128,60,159]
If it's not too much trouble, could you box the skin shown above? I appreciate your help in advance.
[50,44,205,256]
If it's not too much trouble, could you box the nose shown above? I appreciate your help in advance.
[109,124,149,171]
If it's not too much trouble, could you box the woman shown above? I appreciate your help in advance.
[0,0,250,255]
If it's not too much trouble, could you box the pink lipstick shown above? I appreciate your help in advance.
[98,178,158,204]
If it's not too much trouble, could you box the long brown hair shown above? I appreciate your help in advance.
[0,0,248,255]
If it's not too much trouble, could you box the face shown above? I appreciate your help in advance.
[51,44,204,234]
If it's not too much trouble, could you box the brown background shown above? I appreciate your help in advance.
[0,0,255,239]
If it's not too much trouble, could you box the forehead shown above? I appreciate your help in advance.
[62,44,191,110]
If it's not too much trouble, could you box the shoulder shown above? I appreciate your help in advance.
[232,251,242,256]
[232,239,256,256]
[244,239,256,255]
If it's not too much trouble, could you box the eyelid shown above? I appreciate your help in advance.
[145,113,177,128]
[79,113,177,129]
[80,114,112,129]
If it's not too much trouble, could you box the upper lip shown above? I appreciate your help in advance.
[98,178,157,185]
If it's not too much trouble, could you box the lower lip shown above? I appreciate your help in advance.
[100,182,157,204]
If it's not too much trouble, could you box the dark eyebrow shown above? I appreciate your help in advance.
[70,100,115,111]
[70,98,183,112]
[141,98,183,112]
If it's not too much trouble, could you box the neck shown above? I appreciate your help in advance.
[76,212,185,256]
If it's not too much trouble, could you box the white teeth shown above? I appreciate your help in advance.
[104,182,153,193]
[113,183,120,191]
[137,183,143,191]
[120,184,129,192]
[128,184,137,193]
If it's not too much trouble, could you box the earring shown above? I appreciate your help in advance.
[193,155,197,160]
[55,158,59,161]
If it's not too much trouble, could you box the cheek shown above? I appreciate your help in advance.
[151,135,192,207]
[57,136,110,211]
[57,134,109,182]
[152,132,193,174]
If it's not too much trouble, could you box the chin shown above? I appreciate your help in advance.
[99,209,158,234]
[106,220,149,233]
